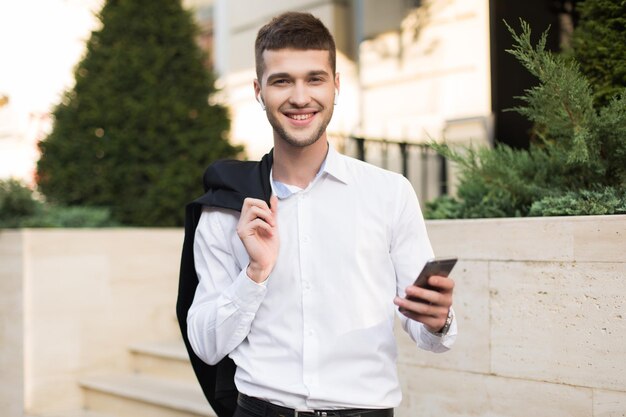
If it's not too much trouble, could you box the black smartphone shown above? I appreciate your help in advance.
[407,257,457,301]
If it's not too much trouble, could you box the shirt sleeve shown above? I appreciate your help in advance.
[187,207,267,365]
[401,308,458,352]
[390,176,458,352]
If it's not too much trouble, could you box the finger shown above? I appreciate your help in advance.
[243,204,270,220]
[405,285,443,304]
[242,197,270,212]
[242,205,275,226]
[394,296,448,318]
[396,301,446,326]
[399,310,446,330]
[406,286,453,308]
[427,275,455,292]
[242,218,276,237]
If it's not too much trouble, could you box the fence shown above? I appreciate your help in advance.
[334,135,447,206]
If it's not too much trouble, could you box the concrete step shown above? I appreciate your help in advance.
[129,340,197,382]
[80,374,215,417]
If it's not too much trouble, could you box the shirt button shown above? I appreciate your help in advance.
[303,235,310,243]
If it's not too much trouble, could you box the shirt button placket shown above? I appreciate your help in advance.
[299,191,318,391]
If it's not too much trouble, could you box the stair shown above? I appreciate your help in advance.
[78,340,216,417]
[129,340,197,383]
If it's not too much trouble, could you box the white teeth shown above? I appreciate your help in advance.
[289,113,313,120]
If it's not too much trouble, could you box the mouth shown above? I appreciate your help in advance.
[281,106,321,124]
[286,113,316,121]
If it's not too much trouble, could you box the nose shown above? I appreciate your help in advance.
[288,82,310,108]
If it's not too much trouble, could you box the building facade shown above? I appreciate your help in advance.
[188,0,570,202]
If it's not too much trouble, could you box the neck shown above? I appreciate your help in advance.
[272,137,329,188]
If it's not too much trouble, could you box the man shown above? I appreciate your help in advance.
[184,11,456,417]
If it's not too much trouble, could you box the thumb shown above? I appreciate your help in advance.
[269,194,279,214]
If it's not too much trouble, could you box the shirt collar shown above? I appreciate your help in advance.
[323,143,350,185]
[270,142,350,199]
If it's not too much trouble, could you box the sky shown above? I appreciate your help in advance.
[0,0,103,183]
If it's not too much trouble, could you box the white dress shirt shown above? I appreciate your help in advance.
[187,144,457,411]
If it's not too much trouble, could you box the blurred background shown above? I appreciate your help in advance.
[0,0,582,216]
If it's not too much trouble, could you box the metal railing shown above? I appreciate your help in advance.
[333,135,447,206]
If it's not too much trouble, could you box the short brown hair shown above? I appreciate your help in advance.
[255,12,336,81]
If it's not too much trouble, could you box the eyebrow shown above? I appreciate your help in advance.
[266,70,331,84]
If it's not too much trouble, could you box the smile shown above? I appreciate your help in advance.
[287,113,315,121]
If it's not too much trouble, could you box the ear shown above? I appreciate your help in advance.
[333,73,340,105]
[253,79,261,101]
[253,79,265,109]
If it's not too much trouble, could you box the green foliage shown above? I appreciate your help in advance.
[424,195,463,220]
[426,20,626,219]
[21,206,119,228]
[427,144,554,218]
[0,179,117,228]
[37,0,241,227]
[504,20,600,169]
[529,187,626,217]
[0,179,40,227]
[571,0,626,107]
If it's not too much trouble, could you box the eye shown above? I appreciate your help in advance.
[272,79,290,85]
[309,77,324,84]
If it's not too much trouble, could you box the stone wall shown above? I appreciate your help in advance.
[396,215,626,417]
[1,215,624,416]
[0,231,24,417]
[0,229,183,416]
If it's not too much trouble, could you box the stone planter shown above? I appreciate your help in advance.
[1,215,625,417]
[0,229,183,416]
[396,214,626,417]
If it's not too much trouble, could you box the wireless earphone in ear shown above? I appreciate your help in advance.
[257,95,266,110]
[334,89,339,106]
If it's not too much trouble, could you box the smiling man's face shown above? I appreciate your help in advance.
[254,48,339,148]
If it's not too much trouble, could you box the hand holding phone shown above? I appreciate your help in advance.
[395,257,457,334]
[407,257,457,302]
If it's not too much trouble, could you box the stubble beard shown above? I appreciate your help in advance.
[267,107,333,148]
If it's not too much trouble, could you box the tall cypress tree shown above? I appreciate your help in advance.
[37,0,240,226]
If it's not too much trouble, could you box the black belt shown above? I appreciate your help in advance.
[237,393,394,417]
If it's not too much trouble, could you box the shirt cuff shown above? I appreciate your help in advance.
[223,268,268,314]
[412,308,458,352]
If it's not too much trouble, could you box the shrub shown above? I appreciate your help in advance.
[36,0,241,227]
[0,179,117,228]
[0,179,41,227]
[571,0,626,107]
[529,187,626,216]
[21,206,118,228]
[426,20,626,219]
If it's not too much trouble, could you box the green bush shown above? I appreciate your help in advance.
[0,179,41,227]
[425,195,463,220]
[425,20,626,219]
[36,0,241,227]
[529,187,626,216]
[0,179,117,228]
[571,0,626,107]
[21,206,119,228]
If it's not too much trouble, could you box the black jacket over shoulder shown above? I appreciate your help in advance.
[176,152,273,417]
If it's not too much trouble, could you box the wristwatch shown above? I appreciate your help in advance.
[429,308,454,337]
